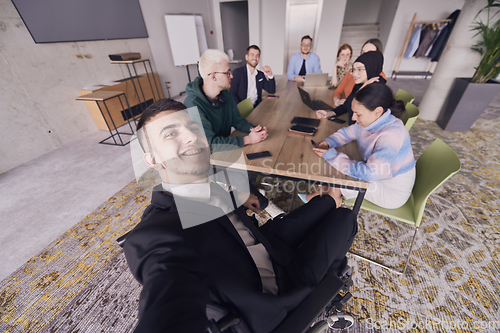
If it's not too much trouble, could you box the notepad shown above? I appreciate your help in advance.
[288,124,317,136]
[291,117,320,128]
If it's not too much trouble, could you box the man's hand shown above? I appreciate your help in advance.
[262,66,273,77]
[294,76,304,84]
[243,125,268,145]
[238,192,260,213]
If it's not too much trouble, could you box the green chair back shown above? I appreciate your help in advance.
[404,103,420,131]
[345,139,461,228]
[237,98,254,118]
[394,88,415,106]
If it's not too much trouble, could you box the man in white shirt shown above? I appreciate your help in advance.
[123,98,357,333]
[230,45,276,107]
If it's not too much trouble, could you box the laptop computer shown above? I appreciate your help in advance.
[304,73,328,86]
[297,86,334,111]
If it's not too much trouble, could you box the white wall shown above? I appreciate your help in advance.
[343,0,382,25]
[383,0,466,75]
[316,0,348,76]
[260,0,288,75]
[0,0,154,174]
[138,0,217,98]
[377,0,399,49]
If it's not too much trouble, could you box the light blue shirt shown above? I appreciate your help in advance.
[287,52,322,80]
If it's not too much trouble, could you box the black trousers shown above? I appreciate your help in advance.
[260,195,357,292]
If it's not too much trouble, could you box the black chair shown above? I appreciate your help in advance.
[116,236,354,333]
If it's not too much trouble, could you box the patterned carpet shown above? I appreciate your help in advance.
[1,114,499,332]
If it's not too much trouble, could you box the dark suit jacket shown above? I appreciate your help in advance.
[123,186,314,333]
[230,65,276,107]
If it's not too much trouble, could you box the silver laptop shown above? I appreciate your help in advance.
[304,73,328,86]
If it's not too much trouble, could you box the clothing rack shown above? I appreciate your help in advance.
[392,13,452,80]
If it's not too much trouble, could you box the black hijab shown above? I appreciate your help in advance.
[353,50,384,81]
[332,50,385,124]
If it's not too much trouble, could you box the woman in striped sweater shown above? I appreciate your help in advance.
[304,83,415,209]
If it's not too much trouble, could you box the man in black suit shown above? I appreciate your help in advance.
[230,45,276,107]
[123,99,358,333]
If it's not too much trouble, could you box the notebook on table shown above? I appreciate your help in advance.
[303,73,329,86]
[291,116,320,128]
[288,124,317,136]
[297,87,334,111]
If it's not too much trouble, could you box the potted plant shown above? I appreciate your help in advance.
[438,0,500,131]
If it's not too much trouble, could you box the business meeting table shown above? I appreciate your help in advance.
[211,76,369,216]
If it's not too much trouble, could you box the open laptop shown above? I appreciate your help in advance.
[304,73,329,86]
[297,86,334,111]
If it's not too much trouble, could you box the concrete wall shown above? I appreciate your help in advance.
[316,0,348,76]
[377,0,399,49]
[383,0,465,75]
[343,0,382,25]
[0,0,154,174]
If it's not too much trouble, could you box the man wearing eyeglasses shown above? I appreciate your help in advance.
[185,49,268,153]
[287,35,322,84]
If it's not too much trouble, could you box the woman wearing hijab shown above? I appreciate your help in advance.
[301,83,415,210]
[333,39,386,107]
[317,50,385,125]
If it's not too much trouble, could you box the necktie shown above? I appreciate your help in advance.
[298,58,307,76]
[210,182,290,267]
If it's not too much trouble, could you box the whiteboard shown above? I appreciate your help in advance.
[164,15,207,67]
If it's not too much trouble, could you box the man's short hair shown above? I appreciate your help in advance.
[199,49,230,79]
[247,45,261,54]
[301,35,313,42]
[136,99,187,152]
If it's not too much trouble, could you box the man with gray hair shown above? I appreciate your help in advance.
[184,49,268,153]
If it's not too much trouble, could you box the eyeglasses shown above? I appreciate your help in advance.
[351,67,366,74]
[210,70,232,77]
[301,43,312,47]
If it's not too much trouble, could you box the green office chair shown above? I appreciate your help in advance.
[237,98,254,119]
[394,88,415,106]
[403,103,420,131]
[345,139,461,275]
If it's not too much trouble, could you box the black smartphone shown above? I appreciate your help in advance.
[246,151,272,160]
[311,140,321,148]
[328,116,346,124]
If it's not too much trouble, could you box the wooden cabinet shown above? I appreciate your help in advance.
[79,73,163,131]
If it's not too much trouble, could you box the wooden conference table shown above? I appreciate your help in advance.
[211,77,369,215]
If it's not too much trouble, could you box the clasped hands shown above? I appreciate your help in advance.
[244,125,268,145]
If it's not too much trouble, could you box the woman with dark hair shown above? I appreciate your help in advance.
[333,38,385,106]
[330,44,353,88]
[302,83,415,209]
[318,50,385,125]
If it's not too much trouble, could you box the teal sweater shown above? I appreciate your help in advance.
[184,76,253,152]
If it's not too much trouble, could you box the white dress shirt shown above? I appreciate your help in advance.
[246,64,258,105]
[162,181,278,294]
